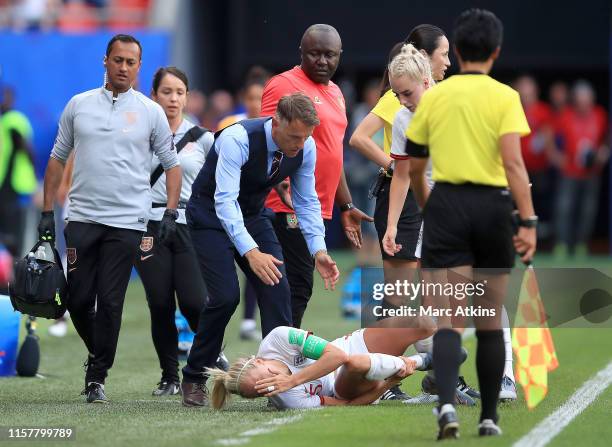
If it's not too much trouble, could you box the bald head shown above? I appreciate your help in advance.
[300,24,342,85]
[300,24,341,48]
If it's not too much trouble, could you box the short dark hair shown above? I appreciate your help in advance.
[152,66,189,93]
[106,34,142,59]
[453,9,503,62]
[276,93,320,127]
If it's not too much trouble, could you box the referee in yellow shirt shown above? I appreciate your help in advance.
[402,9,536,439]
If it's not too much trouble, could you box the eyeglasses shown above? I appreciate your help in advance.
[269,150,284,179]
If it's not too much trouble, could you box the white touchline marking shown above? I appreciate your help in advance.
[216,414,304,446]
[216,439,249,446]
[240,428,276,436]
[513,361,612,447]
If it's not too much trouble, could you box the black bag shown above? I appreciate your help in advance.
[9,242,68,319]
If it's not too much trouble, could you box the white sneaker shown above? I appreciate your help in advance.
[48,320,67,337]
[478,419,502,436]
[499,375,517,401]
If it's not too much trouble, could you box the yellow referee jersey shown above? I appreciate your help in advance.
[371,89,402,154]
[406,73,530,187]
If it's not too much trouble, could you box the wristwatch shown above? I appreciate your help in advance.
[340,202,354,212]
[518,215,538,228]
[164,208,179,220]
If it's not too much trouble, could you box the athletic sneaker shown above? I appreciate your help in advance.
[215,351,230,372]
[457,376,481,399]
[478,419,502,436]
[499,375,517,401]
[152,381,180,396]
[454,388,477,406]
[48,319,68,337]
[403,393,439,405]
[82,382,108,404]
[240,327,262,341]
[421,375,476,406]
[434,404,459,440]
[381,384,411,401]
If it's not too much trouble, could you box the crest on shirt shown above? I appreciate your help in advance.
[286,213,299,229]
[313,96,323,105]
[140,236,154,252]
[337,96,345,109]
[294,354,306,367]
[66,248,77,265]
[124,111,138,125]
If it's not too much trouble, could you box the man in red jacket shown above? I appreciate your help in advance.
[261,24,372,327]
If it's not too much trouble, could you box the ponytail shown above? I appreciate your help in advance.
[206,356,256,409]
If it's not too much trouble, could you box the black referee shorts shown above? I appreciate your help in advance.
[374,176,422,261]
[421,182,515,270]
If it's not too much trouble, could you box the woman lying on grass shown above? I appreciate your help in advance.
[207,316,435,409]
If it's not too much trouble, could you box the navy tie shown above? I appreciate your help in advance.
[269,150,283,179]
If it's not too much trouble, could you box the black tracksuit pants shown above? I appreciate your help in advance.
[134,221,206,383]
[64,222,141,384]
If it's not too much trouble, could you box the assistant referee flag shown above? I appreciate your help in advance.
[512,266,559,409]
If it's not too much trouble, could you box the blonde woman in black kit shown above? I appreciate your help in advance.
[135,67,216,396]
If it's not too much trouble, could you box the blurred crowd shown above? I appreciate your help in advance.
[0,0,150,31]
[0,68,609,269]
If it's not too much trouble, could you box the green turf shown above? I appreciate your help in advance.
[1,252,611,446]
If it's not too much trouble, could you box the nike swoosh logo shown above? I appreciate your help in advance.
[69,268,77,272]
[140,255,154,261]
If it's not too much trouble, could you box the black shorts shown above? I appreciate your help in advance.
[421,182,515,270]
[374,176,422,261]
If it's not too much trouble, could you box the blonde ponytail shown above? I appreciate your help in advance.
[206,356,256,409]
[388,43,434,86]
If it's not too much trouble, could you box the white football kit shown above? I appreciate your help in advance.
[256,326,369,409]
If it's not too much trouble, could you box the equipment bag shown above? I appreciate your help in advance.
[9,241,67,319]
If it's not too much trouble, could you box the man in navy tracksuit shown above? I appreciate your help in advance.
[181,93,340,407]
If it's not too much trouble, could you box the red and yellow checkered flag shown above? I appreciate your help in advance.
[512,266,559,409]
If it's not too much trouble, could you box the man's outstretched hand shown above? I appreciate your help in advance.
[314,250,340,290]
[341,206,374,249]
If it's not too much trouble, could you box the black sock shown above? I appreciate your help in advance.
[476,330,505,423]
[433,329,462,407]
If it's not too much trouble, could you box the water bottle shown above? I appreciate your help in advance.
[35,242,55,263]
[27,252,39,272]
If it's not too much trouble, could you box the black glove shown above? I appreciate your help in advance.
[158,208,178,245]
[38,211,56,242]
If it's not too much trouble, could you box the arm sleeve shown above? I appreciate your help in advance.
[404,139,429,158]
[499,91,531,137]
[289,139,326,255]
[273,389,323,409]
[371,90,401,126]
[286,327,329,360]
[50,98,76,162]
[260,75,291,117]
[151,103,179,170]
[213,126,257,256]
[390,110,411,160]
[405,89,433,146]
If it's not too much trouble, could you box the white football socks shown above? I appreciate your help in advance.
[501,306,515,381]
[365,353,405,380]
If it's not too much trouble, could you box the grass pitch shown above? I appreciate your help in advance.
[1,252,611,446]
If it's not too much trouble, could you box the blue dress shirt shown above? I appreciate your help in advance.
[214,119,326,256]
